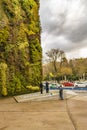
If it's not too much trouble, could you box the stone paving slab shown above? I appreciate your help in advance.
[14,91,59,102]
[14,90,78,102]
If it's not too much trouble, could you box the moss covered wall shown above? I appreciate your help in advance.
[0,0,42,96]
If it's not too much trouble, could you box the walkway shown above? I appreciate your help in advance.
[0,91,87,130]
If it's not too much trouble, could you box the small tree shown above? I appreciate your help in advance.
[61,67,72,81]
[46,49,65,81]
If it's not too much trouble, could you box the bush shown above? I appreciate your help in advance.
[26,85,40,92]
[1,87,8,96]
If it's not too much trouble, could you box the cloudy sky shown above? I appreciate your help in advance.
[39,0,87,60]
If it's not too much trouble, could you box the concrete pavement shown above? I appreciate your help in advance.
[0,92,87,130]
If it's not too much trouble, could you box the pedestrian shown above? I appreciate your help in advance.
[59,85,63,100]
[46,81,49,93]
[40,82,43,94]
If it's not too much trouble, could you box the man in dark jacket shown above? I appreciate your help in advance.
[59,85,63,100]
[40,82,43,94]
[46,81,49,93]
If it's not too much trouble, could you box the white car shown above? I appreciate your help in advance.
[74,82,87,88]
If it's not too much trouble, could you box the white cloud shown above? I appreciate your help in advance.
[80,48,87,57]
[39,0,87,59]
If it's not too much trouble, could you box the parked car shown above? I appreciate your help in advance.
[49,83,60,89]
[83,81,87,86]
[74,82,87,88]
[62,82,74,87]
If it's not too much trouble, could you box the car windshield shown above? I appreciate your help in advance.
[77,82,83,84]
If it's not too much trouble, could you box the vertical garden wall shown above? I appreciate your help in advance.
[0,0,42,96]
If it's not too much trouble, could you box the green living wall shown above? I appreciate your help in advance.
[0,0,42,96]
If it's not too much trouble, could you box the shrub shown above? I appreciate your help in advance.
[0,62,8,96]
[1,87,8,96]
[26,85,40,92]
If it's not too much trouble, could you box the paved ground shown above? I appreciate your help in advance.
[0,92,87,130]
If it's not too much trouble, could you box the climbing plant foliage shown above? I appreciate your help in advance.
[0,0,42,96]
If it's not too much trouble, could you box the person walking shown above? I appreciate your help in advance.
[40,82,43,94]
[59,85,63,100]
[46,81,49,93]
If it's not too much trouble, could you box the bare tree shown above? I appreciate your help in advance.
[46,49,65,77]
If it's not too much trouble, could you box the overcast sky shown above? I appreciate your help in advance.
[39,0,87,60]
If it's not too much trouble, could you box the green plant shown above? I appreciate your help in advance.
[26,85,40,92]
[0,0,42,96]
[0,27,9,45]
[0,62,8,96]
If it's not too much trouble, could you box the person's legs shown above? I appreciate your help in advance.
[41,88,43,94]
[46,88,49,93]
[60,91,63,100]
[61,91,63,100]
